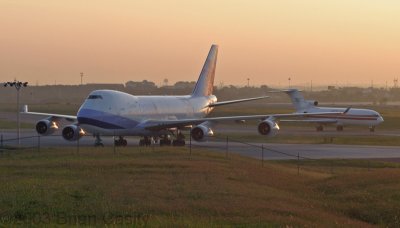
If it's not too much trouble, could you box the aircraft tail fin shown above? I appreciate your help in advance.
[191,44,218,97]
[283,89,312,112]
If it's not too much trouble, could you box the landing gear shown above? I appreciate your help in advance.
[114,136,127,147]
[369,126,375,132]
[316,125,324,131]
[336,125,344,131]
[94,134,104,147]
[159,135,172,146]
[139,136,152,146]
[159,130,186,146]
[172,131,185,146]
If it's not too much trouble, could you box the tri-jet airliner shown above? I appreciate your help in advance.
[278,89,384,132]
[23,45,344,146]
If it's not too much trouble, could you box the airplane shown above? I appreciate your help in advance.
[22,45,345,147]
[275,89,384,132]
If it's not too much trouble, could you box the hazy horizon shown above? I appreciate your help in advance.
[1,1,399,87]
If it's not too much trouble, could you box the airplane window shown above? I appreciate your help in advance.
[87,95,103,99]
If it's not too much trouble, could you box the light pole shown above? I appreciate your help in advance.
[80,72,84,85]
[3,80,28,145]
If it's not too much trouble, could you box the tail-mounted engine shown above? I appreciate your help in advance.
[307,100,318,106]
[62,125,85,141]
[258,119,280,137]
[191,124,214,142]
[36,119,59,136]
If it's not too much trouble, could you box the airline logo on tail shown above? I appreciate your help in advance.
[191,44,218,97]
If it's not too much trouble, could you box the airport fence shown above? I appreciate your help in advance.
[0,133,376,174]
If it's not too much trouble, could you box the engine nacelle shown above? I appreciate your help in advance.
[258,120,280,137]
[36,119,58,136]
[307,100,318,106]
[191,125,214,142]
[62,125,84,141]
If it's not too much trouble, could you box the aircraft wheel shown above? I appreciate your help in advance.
[173,140,185,146]
[336,125,343,131]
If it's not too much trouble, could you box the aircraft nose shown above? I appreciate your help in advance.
[378,116,384,123]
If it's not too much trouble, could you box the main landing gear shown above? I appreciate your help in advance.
[336,125,344,131]
[316,125,324,131]
[115,136,127,147]
[159,135,172,146]
[172,131,185,146]
[139,136,152,146]
[139,130,186,147]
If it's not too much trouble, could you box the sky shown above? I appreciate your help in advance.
[1,0,399,87]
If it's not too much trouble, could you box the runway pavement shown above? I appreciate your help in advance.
[1,129,400,160]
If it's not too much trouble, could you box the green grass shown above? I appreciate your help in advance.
[1,147,400,226]
[0,119,35,129]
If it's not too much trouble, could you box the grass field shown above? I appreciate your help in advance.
[0,119,35,129]
[1,147,400,226]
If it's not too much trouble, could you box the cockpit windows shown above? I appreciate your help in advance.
[87,95,103,100]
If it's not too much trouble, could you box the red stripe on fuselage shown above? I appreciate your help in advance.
[306,114,378,121]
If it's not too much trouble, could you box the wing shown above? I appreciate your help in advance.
[207,96,269,107]
[144,111,344,131]
[21,105,77,121]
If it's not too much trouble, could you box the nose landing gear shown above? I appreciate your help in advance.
[94,134,104,147]
[369,126,375,132]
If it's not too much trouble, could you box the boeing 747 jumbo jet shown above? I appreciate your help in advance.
[279,89,383,132]
[23,45,344,146]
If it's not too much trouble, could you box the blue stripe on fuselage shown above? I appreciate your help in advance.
[77,109,139,129]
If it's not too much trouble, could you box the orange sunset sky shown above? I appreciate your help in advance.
[1,0,399,87]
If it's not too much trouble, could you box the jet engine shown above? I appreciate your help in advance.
[191,124,214,142]
[307,100,318,106]
[62,125,84,141]
[257,120,280,137]
[36,119,59,136]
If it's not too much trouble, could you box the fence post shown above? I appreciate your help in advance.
[113,132,116,155]
[225,136,229,159]
[77,136,80,154]
[261,144,264,167]
[297,151,300,175]
[189,129,192,160]
[37,135,40,153]
[0,134,3,153]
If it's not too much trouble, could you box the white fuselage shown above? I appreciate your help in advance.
[77,90,216,136]
[300,106,384,127]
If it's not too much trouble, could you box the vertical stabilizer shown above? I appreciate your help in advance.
[191,44,218,97]
[284,89,310,112]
